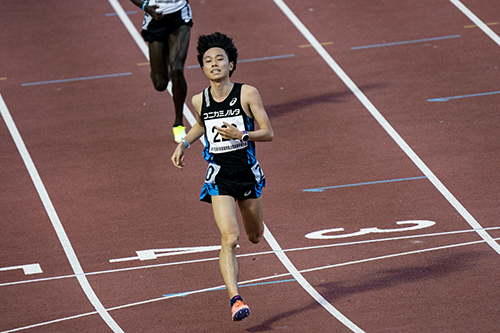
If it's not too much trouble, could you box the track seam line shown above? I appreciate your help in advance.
[0,94,124,333]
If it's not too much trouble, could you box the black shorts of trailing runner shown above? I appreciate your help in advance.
[200,163,265,204]
[141,4,193,43]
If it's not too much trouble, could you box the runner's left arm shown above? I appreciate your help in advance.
[217,85,274,142]
[242,85,274,142]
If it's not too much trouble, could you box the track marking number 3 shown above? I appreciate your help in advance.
[305,220,435,240]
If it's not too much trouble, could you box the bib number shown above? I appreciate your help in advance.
[205,116,247,154]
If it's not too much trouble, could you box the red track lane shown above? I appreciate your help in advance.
[1,0,500,332]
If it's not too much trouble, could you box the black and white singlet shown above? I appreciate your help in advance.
[201,83,257,168]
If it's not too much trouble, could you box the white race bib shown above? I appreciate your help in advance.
[205,116,248,154]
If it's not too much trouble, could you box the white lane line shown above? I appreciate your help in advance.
[450,0,500,47]
[0,94,124,333]
[5,232,497,333]
[107,0,199,132]
[4,225,499,288]
[0,264,42,275]
[272,0,500,255]
[106,0,148,59]
[0,312,99,333]
[263,224,365,332]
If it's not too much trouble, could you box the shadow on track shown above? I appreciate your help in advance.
[266,84,386,118]
[246,250,486,332]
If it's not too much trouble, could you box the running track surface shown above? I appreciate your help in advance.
[1,0,500,332]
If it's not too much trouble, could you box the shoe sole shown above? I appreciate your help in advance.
[232,307,250,321]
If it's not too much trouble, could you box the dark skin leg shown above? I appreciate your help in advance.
[148,25,191,127]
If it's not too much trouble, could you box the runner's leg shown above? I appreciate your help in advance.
[212,195,240,298]
[238,197,264,244]
[148,40,169,91]
[168,25,190,126]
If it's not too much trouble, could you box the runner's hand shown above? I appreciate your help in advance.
[216,122,242,140]
[145,5,163,20]
[171,144,185,169]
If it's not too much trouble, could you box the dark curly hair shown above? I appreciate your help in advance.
[197,32,238,77]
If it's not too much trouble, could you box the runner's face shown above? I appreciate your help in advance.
[202,47,233,80]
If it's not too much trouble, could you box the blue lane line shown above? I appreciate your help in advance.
[238,54,295,63]
[303,176,428,193]
[22,72,132,87]
[162,279,296,298]
[351,35,461,50]
[186,54,295,69]
[428,90,500,102]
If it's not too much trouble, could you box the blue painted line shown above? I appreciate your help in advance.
[303,176,428,193]
[105,11,138,16]
[238,54,295,63]
[162,279,296,298]
[22,73,132,87]
[428,90,500,102]
[186,54,295,69]
[351,35,461,50]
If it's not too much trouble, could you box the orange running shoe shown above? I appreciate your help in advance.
[231,300,250,321]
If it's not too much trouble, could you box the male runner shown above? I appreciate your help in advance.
[130,0,193,142]
[171,32,274,321]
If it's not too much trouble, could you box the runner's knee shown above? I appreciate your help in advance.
[169,67,185,83]
[221,232,240,249]
[151,73,169,91]
[247,233,261,244]
[247,224,263,244]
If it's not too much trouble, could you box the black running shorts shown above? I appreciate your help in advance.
[141,3,193,43]
[200,163,265,203]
